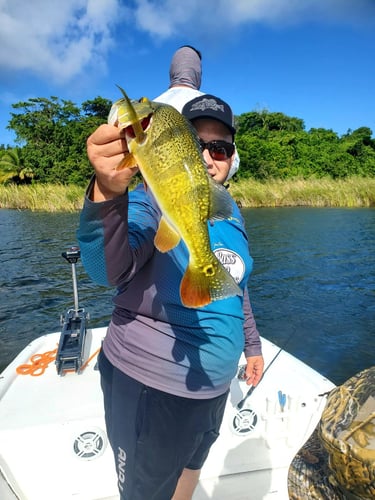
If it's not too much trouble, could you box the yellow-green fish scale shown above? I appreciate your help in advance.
[129,104,214,263]
[112,92,240,306]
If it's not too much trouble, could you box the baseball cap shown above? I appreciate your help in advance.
[182,94,236,137]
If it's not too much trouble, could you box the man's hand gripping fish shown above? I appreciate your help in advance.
[108,86,241,308]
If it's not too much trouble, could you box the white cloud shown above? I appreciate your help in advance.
[0,0,373,85]
[132,0,375,37]
[0,0,122,83]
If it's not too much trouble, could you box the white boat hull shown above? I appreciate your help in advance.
[0,328,335,500]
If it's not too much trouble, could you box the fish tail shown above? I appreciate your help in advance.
[180,258,241,308]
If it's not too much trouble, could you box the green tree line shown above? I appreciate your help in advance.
[236,111,375,179]
[0,96,111,185]
[1,96,374,185]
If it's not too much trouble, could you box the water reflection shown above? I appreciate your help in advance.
[0,207,374,383]
[0,210,113,371]
[243,207,375,384]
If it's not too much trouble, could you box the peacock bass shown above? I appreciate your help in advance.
[108,86,241,308]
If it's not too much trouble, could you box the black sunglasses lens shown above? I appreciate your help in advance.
[210,143,234,160]
[199,140,234,160]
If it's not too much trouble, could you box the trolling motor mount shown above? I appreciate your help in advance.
[55,246,89,375]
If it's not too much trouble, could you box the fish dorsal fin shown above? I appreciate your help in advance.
[208,176,234,221]
[154,216,181,253]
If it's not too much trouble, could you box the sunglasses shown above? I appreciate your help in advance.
[198,139,235,161]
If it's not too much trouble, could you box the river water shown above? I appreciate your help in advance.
[0,207,374,384]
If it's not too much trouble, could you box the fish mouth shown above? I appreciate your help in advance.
[124,114,152,140]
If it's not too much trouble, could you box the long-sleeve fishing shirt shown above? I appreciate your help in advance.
[77,182,261,399]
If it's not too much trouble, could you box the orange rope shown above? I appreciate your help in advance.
[16,347,101,376]
[16,349,57,376]
[81,347,101,371]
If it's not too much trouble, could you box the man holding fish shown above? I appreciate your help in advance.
[78,48,263,500]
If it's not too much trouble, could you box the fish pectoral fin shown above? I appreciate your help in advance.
[154,217,181,252]
[208,177,234,221]
[115,153,138,171]
[180,259,242,308]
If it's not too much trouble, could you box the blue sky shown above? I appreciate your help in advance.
[1,0,374,146]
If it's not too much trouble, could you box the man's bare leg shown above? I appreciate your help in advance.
[172,468,201,500]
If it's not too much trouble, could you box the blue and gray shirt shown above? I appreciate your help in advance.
[78,183,261,398]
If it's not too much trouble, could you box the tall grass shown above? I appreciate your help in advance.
[0,184,85,212]
[229,177,375,208]
[0,178,374,211]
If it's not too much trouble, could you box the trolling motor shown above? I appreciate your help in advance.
[55,246,89,375]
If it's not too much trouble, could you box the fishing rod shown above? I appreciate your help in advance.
[230,329,301,436]
[236,346,282,410]
[236,327,301,411]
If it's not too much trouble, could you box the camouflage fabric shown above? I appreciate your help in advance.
[288,367,375,499]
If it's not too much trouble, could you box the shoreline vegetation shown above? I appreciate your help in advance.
[0,177,374,212]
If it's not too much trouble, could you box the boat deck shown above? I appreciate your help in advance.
[0,328,335,500]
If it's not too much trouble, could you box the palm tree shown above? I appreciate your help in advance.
[0,148,34,184]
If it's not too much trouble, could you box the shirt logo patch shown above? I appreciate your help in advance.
[214,248,245,284]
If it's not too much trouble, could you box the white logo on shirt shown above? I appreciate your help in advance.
[214,248,245,284]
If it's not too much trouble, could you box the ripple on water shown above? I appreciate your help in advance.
[1,207,374,383]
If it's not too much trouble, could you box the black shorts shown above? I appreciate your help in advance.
[98,350,228,500]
